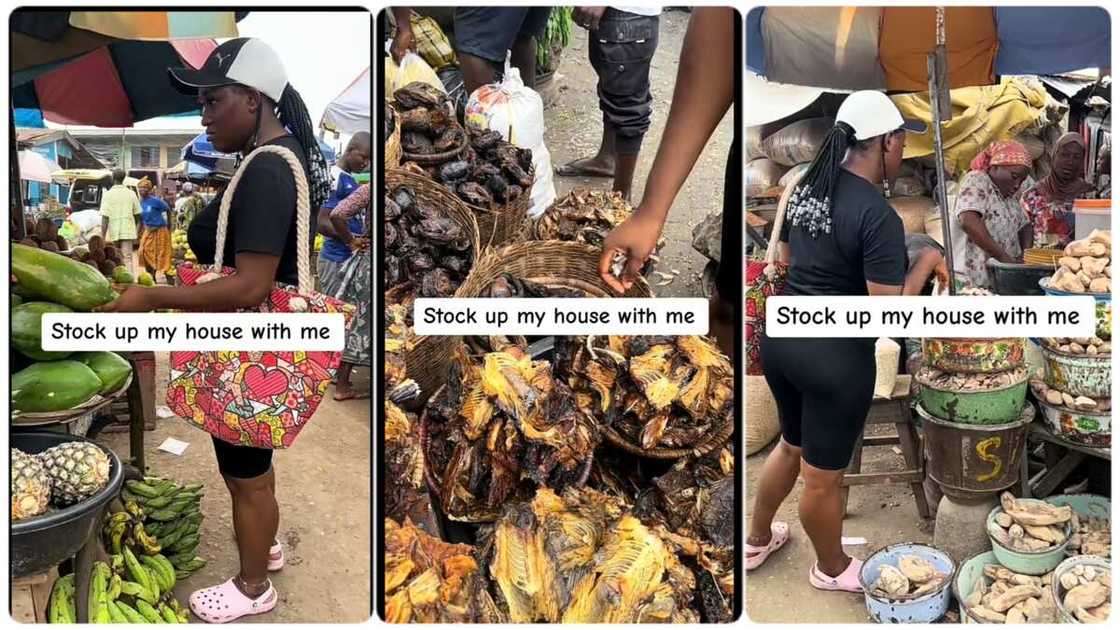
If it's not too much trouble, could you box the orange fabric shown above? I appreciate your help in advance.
[878,7,998,92]
[969,140,1032,172]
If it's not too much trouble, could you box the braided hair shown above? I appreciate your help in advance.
[787,121,869,238]
[276,86,331,212]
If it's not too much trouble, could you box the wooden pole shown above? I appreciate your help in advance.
[928,9,955,295]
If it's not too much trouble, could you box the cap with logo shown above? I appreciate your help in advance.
[169,38,288,102]
[835,90,927,141]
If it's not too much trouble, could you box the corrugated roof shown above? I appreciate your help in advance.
[15,127,105,169]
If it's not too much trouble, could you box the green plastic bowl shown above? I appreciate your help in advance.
[987,502,1072,575]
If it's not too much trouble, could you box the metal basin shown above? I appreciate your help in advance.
[916,372,1028,425]
[987,502,1072,575]
[860,542,955,623]
[922,338,1025,374]
[1041,346,1111,399]
[1036,399,1111,447]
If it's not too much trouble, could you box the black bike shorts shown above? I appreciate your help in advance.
[212,436,273,479]
[760,336,875,470]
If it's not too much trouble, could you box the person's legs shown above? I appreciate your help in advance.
[334,363,356,399]
[225,470,278,594]
[454,8,526,94]
[509,35,537,88]
[749,439,801,543]
[799,460,850,576]
[614,154,640,200]
[556,119,617,178]
[708,291,734,358]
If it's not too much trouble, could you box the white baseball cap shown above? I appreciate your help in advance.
[169,38,288,103]
[836,90,927,141]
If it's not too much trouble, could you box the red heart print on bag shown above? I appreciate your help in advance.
[243,365,289,400]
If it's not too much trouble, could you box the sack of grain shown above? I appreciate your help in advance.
[745,158,789,197]
[891,175,927,197]
[873,338,901,399]
[761,117,833,166]
[746,375,781,456]
[779,162,811,189]
[746,125,767,160]
[889,196,938,234]
[1014,133,1046,160]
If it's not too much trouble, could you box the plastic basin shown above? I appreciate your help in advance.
[986,502,1072,575]
[952,550,998,623]
[860,542,955,623]
[10,431,123,578]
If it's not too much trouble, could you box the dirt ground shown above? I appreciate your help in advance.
[542,8,734,299]
[98,353,372,623]
[745,432,933,623]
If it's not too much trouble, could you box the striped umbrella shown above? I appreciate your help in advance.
[747,6,1110,92]
[11,10,245,127]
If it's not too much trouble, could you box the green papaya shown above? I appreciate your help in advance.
[12,243,117,311]
[138,271,155,287]
[12,360,102,412]
[12,302,73,361]
[113,265,134,284]
[76,351,133,394]
[11,293,23,307]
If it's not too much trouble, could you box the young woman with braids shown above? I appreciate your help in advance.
[746,91,940,592]
[96,38,332,621]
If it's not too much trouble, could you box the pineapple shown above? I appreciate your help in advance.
[38,442,111,507]
[12,448,52,520]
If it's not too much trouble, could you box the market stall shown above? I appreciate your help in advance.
[744,6,1111,623]
[9,10,241,623]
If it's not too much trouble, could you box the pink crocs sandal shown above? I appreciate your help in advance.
[268,542,284,571]
[746,522,790,571]
[190,577,278,623]
[809,556,864,593]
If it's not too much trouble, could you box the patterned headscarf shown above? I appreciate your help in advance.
[1038,132,1093,202]
[969,140,1033,172]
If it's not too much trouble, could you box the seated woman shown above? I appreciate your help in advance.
[953,140,1033,289]
[1020,133,1093,249]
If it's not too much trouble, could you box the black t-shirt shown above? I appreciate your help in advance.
[780,170,907,296]
[188,135,312,286]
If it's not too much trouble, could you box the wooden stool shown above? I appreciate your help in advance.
[841,375,932,519]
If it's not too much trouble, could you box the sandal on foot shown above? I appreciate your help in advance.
[268,542,284,572]
[809,557,864,593]
[746,522,790,571]
[190,578,277,623]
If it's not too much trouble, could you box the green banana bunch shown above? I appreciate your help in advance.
[132,521,162,555]
[114,600,148,623]
[122,547,158,604]
[47,573,76,624]
[88,561,112,623]
[140,554,177,594]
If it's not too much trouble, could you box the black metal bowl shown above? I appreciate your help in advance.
[11,431,123,578]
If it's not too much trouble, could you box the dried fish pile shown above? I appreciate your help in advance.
[1057,562,1111,623]
[392,81,533,211]
[384,518,503,623]
[480,272,581,298]
[988,492,1072,552]
[1030,378,1111,412]
[870,555,950,599]
[1069,512,1111,557]
[536,190,634,246]
[1041,336,1112,356]
[384,402,436,534]
[963,564,1060,623]
[485,486,700,623]
[1048,230,1111,294]
[557,336,733,452]
[425,344,599,522]
[385,186,472,295]
[918,366,1027,391]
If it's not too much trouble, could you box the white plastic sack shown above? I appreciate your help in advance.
[67,209,103,246]
[761,117,834,166]
[745,158,788,197]
[745,126,767,160]
[465,57,555,218]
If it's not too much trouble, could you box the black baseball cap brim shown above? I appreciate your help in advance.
[901,119,928,134]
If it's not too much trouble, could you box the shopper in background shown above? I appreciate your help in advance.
[747,91,933,593]
[392,7,552,94]
[175,182,205,228]
[954,140,1034,289]
[328,182,372,399]
[137,178,173,277]
[1020,133,1093,249]
[99,168,141,274]
[555,6,660,201]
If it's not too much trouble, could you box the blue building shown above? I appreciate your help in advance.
[16,128,105,205]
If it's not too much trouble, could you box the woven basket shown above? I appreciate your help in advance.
[385,169,481,403]
[384,124,401,170]
[472,178,532,248]
[455,240,651,298]
[400,120,469,166]
[420,381,594,523]
[746,375,780,456]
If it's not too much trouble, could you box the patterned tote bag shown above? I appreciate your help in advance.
[167,145,355,448]
[745,177,798,375]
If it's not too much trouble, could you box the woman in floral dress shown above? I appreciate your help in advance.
[953,140,1034,289]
